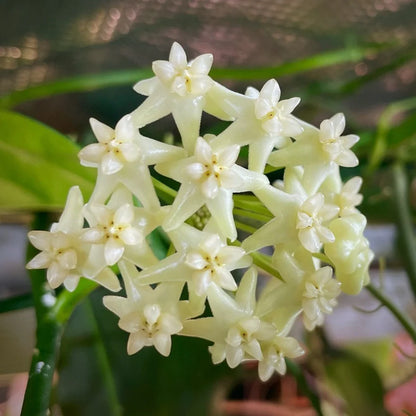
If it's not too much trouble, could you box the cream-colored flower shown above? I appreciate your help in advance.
[210,79,303,173]
[185,137,241,199]
[104,262,184,357]
[152,42,213,97]
[185,233,247,296]
[182,269,276,368]
[296,193,339,253]
[137,224,251,297]
[27,230,79,290]
[82,203,143,265]
[268,114,360,195]
[132,42,214,152]
[156,136,268,241]
[254,79,303,137]
[136,42,213,98]
[82,187,162,268]
[79,114,185,208]
[325,214,374,295]
[335,176,363,216]
[319,113,359,167]
[258,336,304,381]
[302,267,341,331]
[79,116,140,175]
[26,186,120,292]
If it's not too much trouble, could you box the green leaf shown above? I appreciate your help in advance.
[0,44,386,109]
[0,111,95,211]
[325,354,389,416]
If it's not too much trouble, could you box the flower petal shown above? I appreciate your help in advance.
[189,54,213,75]
[153,332,172,357]
[120,227,143,245]
[28,231,52,251]
[101,152,124,175]
[78,143,106,166]
[200,174,219,199]
[186,162,206,180]
[90,118,114,143]
[169,42,187,69]
[104,238,125,265]
[26,252,51,269]
[114,204,134,225]
[152,60,175,83]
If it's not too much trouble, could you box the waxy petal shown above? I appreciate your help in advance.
[78,143,106,166]
[104,238,125,265]
[189,53,213,75]
[90,118,114,143]
[169,42,187,69]
[152,60,176,83]
[26,251,51,269]
[101,152,124,175]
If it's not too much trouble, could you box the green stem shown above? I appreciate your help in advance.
[250,252,284,282]
[366,284,416,343]
[52,279,97,324]
[22,214,100,415]
[391,163,416,299]
[235,220,257,234]
[21,316,63,416]
[21,213,61,416]
[233,195,272,216]
[233,207,272,223]
[285,359,324,416]
[152,176,177,204]
[84,300,122,416]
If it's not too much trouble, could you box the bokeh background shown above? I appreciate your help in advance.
[1,0,416,415]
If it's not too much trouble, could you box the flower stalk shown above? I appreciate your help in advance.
[391,162,416,300]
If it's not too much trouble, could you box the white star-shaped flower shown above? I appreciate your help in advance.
[156,135,269,241]
[82,187,163,268]
[27,229,79,290]
[27,186,120,292]
[136,224,251,298]
[104,261,184,356]
[268,114,360,194]
[182,269,275,368]
[319,114,359,167]
[296,193,339,253]
[151,42,213,97]
[254,79,303,137]
[335,176,363,216]
[79,116,141,175]
[79,114,186,208]
[182,268,304,380]
[258,336,304,381]
[210,79,303,173]
[302,266,341,331]
[131,42,214,152]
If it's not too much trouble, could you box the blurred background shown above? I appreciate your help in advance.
[1,0,416,415]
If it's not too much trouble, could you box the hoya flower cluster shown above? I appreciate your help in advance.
[27,42,373,381]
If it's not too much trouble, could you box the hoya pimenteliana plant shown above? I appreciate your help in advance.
[27,42,373,381]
